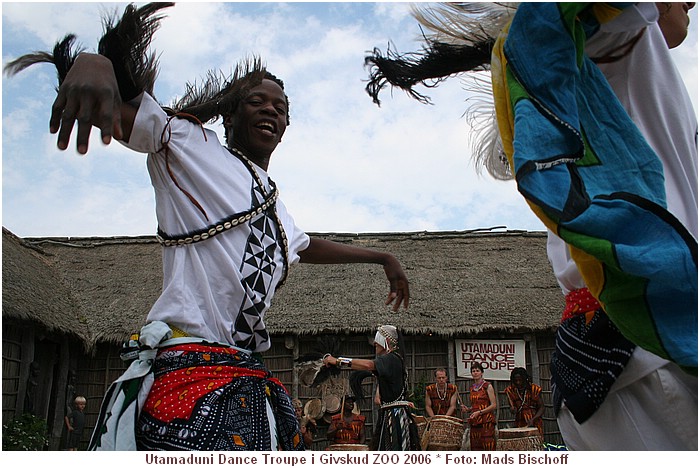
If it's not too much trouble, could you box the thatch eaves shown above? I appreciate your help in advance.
[4,228,564,349]
[2,227,90,346]
[269,230,563,336]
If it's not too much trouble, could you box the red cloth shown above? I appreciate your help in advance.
[329,413,366,445]
[562,287,601,323]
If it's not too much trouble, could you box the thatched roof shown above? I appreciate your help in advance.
[2,228,90,345]
[2,227,564,349]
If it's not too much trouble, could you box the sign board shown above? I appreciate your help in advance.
[455,339,526,381]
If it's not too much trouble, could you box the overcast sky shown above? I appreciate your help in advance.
[2,2,698,238]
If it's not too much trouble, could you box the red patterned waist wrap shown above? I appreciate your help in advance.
[561,287,602,323]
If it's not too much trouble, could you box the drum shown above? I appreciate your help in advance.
[496,427,543,451]
[326,444,369,451]
[413,415,428,440]
[424,415,465,451]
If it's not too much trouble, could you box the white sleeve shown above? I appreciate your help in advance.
[120,92,169,154]
[275,197,310,265]
[546,230,587,295]
[599,3,658,33]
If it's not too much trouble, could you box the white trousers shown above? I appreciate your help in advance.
[557,347,697,451]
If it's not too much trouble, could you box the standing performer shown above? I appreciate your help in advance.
[323,325,420,451]
[4,3,410,452]
[425,368,458,417]
[363,2,697,450]
[503,368,544,436]
[466,362,497,450]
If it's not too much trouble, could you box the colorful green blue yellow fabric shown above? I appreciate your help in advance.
[492,3,697,372]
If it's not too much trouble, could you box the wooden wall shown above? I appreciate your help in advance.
[2,322,76,450]
[65,331,563,450]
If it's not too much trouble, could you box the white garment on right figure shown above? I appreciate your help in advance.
[547,2,698,450]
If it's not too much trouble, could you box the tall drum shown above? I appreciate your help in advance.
[422,415,465,451]
[496,427,543,451]
[326,444,369,451]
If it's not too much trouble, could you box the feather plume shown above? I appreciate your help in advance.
[294,334,343,387]
[410,2,518,46]
[364,3,517,106]
[3,34,85,87]
[365,38,492,106]
[349,370,374,401]
[461,73,512,180]
[169,56,267,123]
[97,2,174,101]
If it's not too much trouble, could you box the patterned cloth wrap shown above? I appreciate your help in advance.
[88,321,304,451]
[376,402,419,451]
[492,2,697,373]
[504,382,544,435]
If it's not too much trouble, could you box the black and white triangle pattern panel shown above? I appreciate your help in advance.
[233,182,280,351]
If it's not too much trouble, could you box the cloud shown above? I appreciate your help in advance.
[2,2,696,238]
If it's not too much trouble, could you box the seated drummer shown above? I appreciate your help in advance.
[326,396,366,446]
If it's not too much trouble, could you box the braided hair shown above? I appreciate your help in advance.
[509,367,531,387]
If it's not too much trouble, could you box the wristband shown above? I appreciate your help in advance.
[337,357,353,368]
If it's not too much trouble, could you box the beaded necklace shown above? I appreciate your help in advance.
[471,380,486,393]
[514,386,527,414]
[436,383,448,401]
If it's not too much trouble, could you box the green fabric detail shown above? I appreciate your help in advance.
[506,67,530,106]
[559,227,667,362]
[559,3,594,67]
[578,128,602,167]
[118,379,142,419]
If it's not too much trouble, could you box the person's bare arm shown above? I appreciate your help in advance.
[298,237,409,310]
[323,355,376,371]
[446,388,458,416]
[425,388,435,417]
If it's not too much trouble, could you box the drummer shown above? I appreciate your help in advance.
[425,368,459,417]
[504,368,545,436]
[326,395,366,446]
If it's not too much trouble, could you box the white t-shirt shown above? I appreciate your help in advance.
[548,2,698,295]
[124,92,310,351]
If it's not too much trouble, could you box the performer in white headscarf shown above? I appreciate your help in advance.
[323,325,420,450]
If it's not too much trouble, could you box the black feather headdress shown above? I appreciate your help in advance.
[3,34,85,88]
[97,2,174,101]
[3,2,173,102]
[166,57,268,124]
[364,2,517,106]
[294,335,343,388]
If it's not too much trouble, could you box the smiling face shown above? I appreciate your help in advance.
[225,78,289,168]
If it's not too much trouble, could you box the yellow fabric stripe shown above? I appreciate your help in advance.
[491,20,515,169]
[169,324,190,338]
[591,3,623,25]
